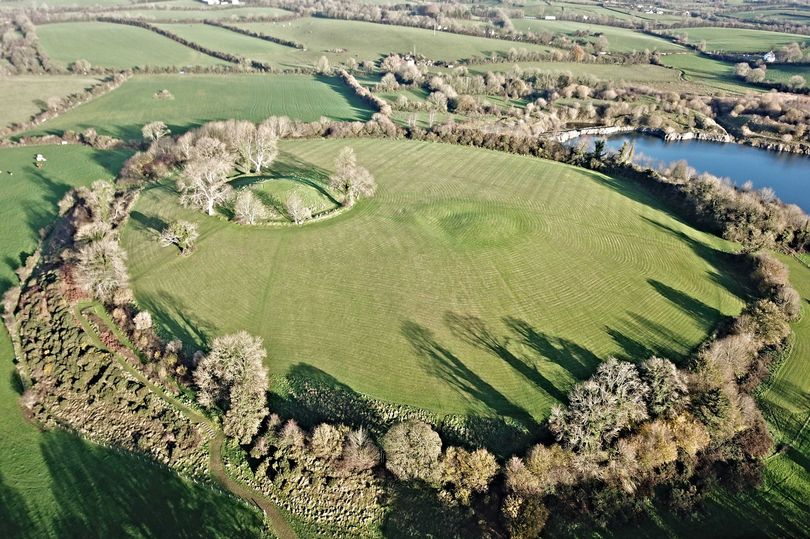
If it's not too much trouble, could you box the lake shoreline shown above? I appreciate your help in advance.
[553,125,810,156]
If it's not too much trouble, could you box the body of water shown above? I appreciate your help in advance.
[578,134,810,212]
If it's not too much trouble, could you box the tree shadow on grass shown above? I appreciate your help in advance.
[444,312,567,403]
[136,292,216,354]
[37,430,262,538]
[606,311,693,365]
[0,470,35,538]
[648,279,726,329]
[128,210,167,236]
[230,154,340,206]
[641,216,750,300]
[503,317,600,382]
[402,321,538,431]
[382,481,486,539]
[314,74,376,122]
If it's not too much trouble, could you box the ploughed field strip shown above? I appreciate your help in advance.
[24,74,375,140]
[36,21,228,69]
[122,138,745,425]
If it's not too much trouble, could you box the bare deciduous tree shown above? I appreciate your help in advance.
[285,193,312,224]
[142,121,170,142]
[159,220,199,255]
[178,138,235,216]
[194,331,269,444]
[329,147,377,206]
[234,190,269,225]
[382,420,442,482]
[75,238,128,302]
[548,358,649,451]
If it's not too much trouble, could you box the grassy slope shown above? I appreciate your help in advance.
[122,138,745,426]
[660,53,763,94]
[510,19,684,52]
[26,73,374,140]
[36,22,227,69]
[0,76,100,128]
[670,27,810,52]
[0,145,263,538]
[236,17,555,67]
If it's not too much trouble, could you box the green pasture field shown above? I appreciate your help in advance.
[669,27,810,52]
[0,75,100,128]
[762,64,810,85]
[36,21,227,69]
[104,6,293,20]
[660,53,762,94]
[733,9,810,25]
[154,22,297,66]
[26,73,374,140]
[235,17,556,67]
[510,19,685,52]
[0,144,264,538]
[122,138,746,426]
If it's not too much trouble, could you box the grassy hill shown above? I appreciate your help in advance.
[670,27,810,52]
[510,19,685,52]
[36,21,227,69]
[25,74,374,140]
[122,138,746,427]
[0,76,100,129]
[235,17,555,67]
[0,145,264,538]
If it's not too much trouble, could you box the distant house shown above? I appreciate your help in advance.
[35,154,47,162]
[763,51,776,63]
[543,15,557,21]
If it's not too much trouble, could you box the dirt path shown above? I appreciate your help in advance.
[73,302,297,539]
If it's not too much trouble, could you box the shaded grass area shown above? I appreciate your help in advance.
[122,138,745,428]
[0,75,100,128]
[36,21,227,69]
[0,145,264,538]
[26,73,374,140]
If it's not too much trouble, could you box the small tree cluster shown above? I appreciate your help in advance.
[159,220,199,255]
[329,147,377,207]
[194,331,269,444]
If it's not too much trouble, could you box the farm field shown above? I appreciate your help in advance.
[0,75,100,128]
[670,27,810,52]
[104,6,293,20]
[36,21,227,69]
[510,19,685,52]
[25,73,374,140]
[762,63,810,85]
[660,53,762,94]
[0,145,264,538]
[236,17,556,66]
[154,22,297,66]
[122,138,746,425]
